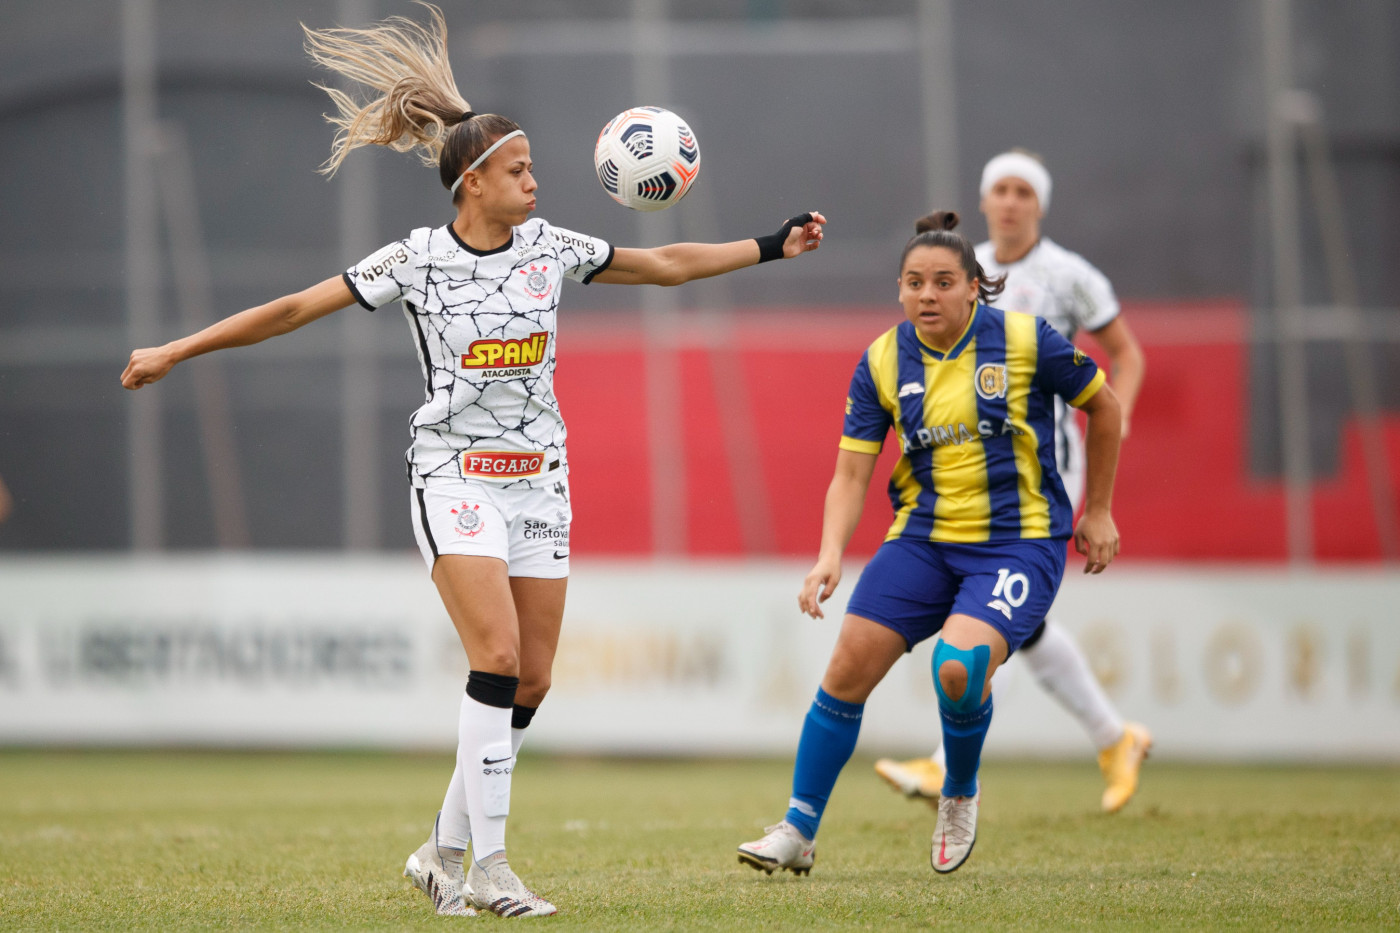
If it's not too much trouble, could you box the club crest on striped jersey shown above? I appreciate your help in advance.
[975,363,1007,400]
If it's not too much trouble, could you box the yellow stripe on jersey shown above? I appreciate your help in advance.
[886,456,922,539]
[839,436,883,455]
[1004,310,1050,538]
[867,327,901,415]
[926,348,991,542]
[1070,369,1107,408]
[866,329,923,538]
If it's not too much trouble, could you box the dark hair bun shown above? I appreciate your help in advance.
[914,210,960,234]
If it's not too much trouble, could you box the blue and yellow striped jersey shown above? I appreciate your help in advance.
[840,304,1106,543]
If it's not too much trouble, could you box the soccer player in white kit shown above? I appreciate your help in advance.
[873,150,1151,813]
[120,6,825,918]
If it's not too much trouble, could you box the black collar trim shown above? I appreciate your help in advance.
[447,224,513,257]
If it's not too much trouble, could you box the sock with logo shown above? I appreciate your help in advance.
[783,687,864,841]
[460,670,519,862]
[940,696,993,798]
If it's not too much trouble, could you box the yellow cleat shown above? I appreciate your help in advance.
[1098,722,1153,813]
[874,757,944,805]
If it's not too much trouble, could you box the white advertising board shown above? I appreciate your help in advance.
[0,557,1396,760]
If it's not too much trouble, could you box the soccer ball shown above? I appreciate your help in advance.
[593,106,701,212]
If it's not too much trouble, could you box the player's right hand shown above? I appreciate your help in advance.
[121,346,177,389]
[1074,508,1120,574]
[798,555,842,619]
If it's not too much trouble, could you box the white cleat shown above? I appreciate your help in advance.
[737,821,816,876]
[403,818,476,916]
[932,791,979,874]
[467,851,557,917]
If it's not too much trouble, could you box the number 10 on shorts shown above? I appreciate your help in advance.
[987,567,1030,621]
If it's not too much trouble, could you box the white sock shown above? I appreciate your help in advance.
[459,692,514,862]
[1021,621,1125,750]
[511,726,527,758]
[437,762,471,852]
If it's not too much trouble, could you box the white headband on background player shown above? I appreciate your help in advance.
[449,129,527,195]
[979,152,1052,213]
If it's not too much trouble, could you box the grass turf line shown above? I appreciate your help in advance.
[1,752,1397,930]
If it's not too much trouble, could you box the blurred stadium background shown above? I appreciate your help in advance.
[1,0,1398,760]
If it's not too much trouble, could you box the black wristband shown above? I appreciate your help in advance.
[754,212,814,263]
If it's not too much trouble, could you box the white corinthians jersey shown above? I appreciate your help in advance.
[976,237,1120,501]
[975,237,1119,342]
[344,217,613,487]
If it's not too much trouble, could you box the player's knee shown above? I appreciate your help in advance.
[937,659,968,702]
[821,650,878,703]
[516,670,551,706]
[473,644,521,678]
[932,640,991,714]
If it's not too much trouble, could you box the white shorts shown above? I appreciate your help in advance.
[411,476,572,578]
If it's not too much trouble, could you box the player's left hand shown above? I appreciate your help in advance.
[1074,508,1120,574]
[781,210,826,258]
[798,553,842,619]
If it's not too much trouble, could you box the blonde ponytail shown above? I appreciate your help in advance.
[303,2,469,176]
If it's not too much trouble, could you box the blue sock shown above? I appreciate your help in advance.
[940,695,993,798]
[783,687,864,840]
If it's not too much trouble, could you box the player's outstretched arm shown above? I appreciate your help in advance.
[1074,382,1123,574]
[1088,317,1146,437]
[120,276,357,390]
[591,211,825,286]
[799,448,877,619]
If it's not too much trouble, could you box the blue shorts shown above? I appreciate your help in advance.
[845,537,1068,653]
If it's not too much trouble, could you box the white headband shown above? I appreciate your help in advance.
[979,152,1052,212]
[449,129,526,195]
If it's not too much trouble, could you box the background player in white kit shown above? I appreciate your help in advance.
[874,150,1151,813]
[120,5,825,919]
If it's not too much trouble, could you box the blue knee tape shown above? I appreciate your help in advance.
[932,641,991,714]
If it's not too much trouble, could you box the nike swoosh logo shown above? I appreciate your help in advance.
[483,755,511,765]
[553,551,569,559]
[938,836,951,865]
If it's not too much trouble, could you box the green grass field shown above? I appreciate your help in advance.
[1,751,1397,930]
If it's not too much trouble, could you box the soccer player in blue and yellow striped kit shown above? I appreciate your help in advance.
[738,211,1122,876]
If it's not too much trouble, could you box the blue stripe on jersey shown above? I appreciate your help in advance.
[973,308,1023,538]
[1025,381,1073,536]
[894,325,938,540]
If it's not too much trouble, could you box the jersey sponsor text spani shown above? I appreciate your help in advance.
[460,332,549,369]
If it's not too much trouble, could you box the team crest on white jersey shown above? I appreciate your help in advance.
[975,363,1007,400]
[451,502,484,537]
[519,263,553,300]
